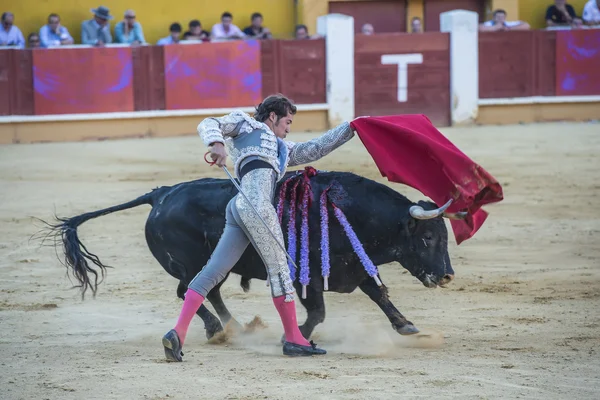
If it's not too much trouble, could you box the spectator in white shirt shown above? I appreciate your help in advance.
[582,0,600,25]
[211,12,245,40]
[479,9,531,31]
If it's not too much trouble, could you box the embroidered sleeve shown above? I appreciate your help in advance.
[197,111,244,147]
[197,111,267,147]
[286,122,354,167]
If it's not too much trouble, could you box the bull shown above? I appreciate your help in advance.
[45,169,462,341]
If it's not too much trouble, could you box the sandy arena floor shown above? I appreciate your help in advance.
[0,122,599,400]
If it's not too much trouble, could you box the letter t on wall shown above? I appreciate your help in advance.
[381,54,423,102]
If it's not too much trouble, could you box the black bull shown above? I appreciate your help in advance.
[45,170,461,340]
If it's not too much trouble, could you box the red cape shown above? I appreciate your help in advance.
[350,115,503,244]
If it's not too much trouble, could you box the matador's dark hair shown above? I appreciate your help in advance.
[254,94,297,122]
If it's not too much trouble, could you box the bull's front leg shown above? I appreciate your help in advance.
[205,278,244,333]
[358,279,419,335]
[296,284,326,339]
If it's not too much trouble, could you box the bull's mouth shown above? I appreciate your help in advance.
[422,274,453,288]
[422,274,439,288]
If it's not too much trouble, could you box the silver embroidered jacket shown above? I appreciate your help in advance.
[197,110,354,180]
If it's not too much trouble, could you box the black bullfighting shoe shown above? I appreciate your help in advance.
[283,340,327,356]
[162,329,184,362]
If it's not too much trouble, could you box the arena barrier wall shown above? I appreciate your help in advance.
[1,12,600,144]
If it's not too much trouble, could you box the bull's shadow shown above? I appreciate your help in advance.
[42,169,461,341]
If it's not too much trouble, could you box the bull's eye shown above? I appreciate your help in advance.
[424,232,433,241]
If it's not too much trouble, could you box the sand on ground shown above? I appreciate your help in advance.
[0,122,599,400]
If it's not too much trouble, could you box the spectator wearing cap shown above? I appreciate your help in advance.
[0,12,25,48]
[115,9,145,45]
[546,0,577,27]
[81,5,113,46]
[157,23,182,45]
[243,12,272,39]
[28,32,41,48]
[184,20,210,41]
[583,0,600,26]
[39,13,74,47]
[211,12,245,40]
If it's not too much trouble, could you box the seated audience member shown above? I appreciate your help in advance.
[157,23,182,45]
[582,0,600,25]
[479,9,530,31]
[411,17,423,33]
[28,32,41,48]
[0,12,25,48]
[211,12,245,40]
[361,23,374,35]
[115,9,145,45]
[243,12,272,39]
[546,0,577,27]
[40,13,74,47]
[81,6,113,46]
[295,24,321,39]
[184,20,210,41]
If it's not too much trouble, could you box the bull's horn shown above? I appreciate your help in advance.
[409,199,453,220]
[443,211,468,220]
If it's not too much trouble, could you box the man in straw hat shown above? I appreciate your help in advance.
[81,5,113,46]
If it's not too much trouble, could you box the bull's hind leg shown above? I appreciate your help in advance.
[358,279,419,335]
[177,281,223,339]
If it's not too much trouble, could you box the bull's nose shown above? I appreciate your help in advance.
[442,274,454,284]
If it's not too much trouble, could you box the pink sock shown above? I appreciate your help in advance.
[272,296,311,346]
[174,289,205,345]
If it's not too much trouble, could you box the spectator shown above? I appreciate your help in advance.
[411,17,422,33]
[572,17,585,28]
[157,23,182,45]
[28,32,41,48]
[295,24,313,39]
[479,9,530,31]
[582,0,600,25]
[39,13,74,47]
[361,23,374,35]
[81,6,113,46]
[546,0,577,27]
[183,20,209,41]
[243,12,272,39]
[115,9,145,45]
[0,12,25,48]
[211,12,245,40]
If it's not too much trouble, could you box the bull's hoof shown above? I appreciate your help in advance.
[205,322,224,340]
[397,324,420,335]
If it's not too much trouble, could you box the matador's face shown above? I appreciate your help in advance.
[272,112,294,139]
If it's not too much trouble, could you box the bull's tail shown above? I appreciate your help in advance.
[35,189,161,299]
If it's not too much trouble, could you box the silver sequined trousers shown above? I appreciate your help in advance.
[188,168,295,300]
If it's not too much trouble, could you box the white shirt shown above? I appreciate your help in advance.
[582,0,600,23]
[210,23,245,39]
[483,20,523,28]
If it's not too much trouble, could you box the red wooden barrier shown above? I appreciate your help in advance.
[354,33,450,126]
[278,39,326,104]
[556,30,600,96]
[33,47,134,114]
[132,45,165,111]
[0,49,34,116]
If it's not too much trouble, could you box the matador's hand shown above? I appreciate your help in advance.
[209,143,228,167]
